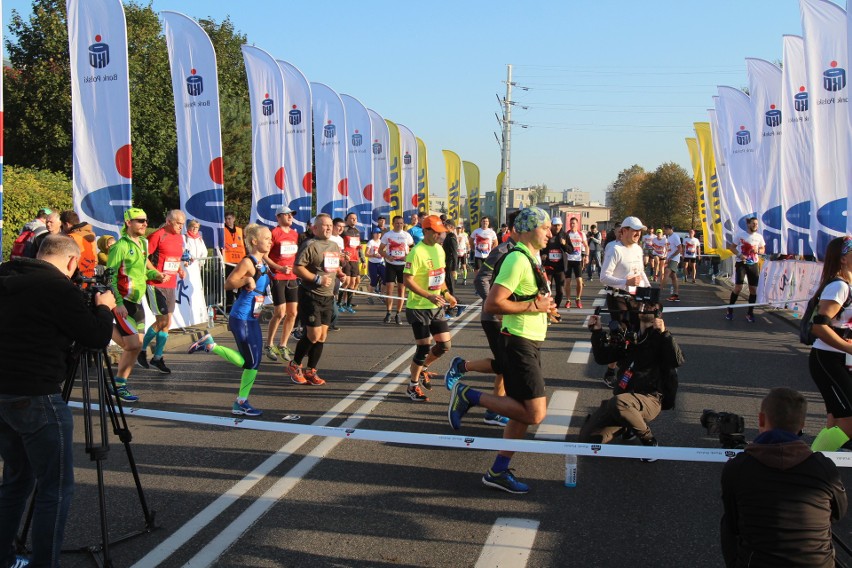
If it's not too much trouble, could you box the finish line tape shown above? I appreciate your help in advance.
[65,402,852,466]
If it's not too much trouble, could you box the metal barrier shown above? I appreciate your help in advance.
[197,256,226,316]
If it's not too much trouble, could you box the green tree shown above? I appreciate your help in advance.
[637,162,695,229]
[528,183,548,206]
[2,165,73,258]
[605,165,646,222]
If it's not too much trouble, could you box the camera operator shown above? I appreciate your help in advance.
[0,235,115,568]
[578,300,682,458]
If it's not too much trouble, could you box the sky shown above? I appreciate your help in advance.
[1,0,827,202]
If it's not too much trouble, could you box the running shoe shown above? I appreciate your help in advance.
[232,400,262,417]
[745,314,756,323]
[483,410,509,426]
[304,368,326,385]
[10,555,30,568]
[395,313,403,325]
[456,305,465,317]
[340,304,351,313]
[445,356,466,391]
[330,325,341,331]
[482,469,529,494]
[188,334,215,354]
[640,437,659,463]
[150,357,171,374]
[575,298,583,309]
[136,351,149,369]
[407,383,429,402]
[278,345,294,361]
[444,312,453,320]
[383,312,392,324]
[725,310,734,321]
[265,345,280,361]
[348,305,357,314]
[287,361,307,385]
[564,300,572,309]
[602,367,617,389]
[666,294,679,302]
[114,385,139,403]
[420,370,434,390]
[292,327,304,340]
[448,382,472,430]
[462,279,467,286]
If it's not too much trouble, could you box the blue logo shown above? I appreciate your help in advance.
[323,122,336,138]
[186,71,203,97]
[403,152,412,165]
[824,61,846,92]
[765,105,781,128]
[372,141,382,155]
[262,93,274,116]
[88,35,109,69]
[794,88,809,112]
[289,106,301,125]
[352,132,362,147]
[735,127,751,146]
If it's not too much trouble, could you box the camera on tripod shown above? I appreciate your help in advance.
[72,268,114,306]
[701,409,747,449]
[601,287,661,347]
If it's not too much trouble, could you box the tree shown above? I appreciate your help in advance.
[2,165,73,259]
[637,162,695,229]
[605,165,646,222]
[528,183,549,206]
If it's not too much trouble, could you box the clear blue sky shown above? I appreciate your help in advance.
[2,0,820,201]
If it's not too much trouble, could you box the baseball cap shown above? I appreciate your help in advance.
[551,216,563,225]
[124,207,146,222]
[421,215,448,233]
[655,229,663,235]
[371,226,381,234]
[275,205,294,215]
[621,216,646,231]
[514,207,550,233]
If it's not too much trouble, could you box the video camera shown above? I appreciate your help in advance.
[598,287,662,347]
[700,409,746,449]
[72,267,114,307]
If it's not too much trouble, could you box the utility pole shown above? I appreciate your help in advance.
[499,64,513,226]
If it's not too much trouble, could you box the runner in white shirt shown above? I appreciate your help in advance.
[470,218,498,271]
[563,217,588,309]
[663,224,683,302]
[380,215,415,325]
[682,229,701,284]
[726,216,766,323]
[456,225,470,284]
[642,227,655,274]
[366,228,385,297]
[650,229,668,284]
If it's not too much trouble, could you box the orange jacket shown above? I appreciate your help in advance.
[68,224,98,278]
[222,226,246,265]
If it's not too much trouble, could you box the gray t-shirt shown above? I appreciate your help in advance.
[295,238,341,297]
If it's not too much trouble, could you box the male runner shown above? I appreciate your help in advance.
[340,212,364,312]
[663,224,682,302]
[470,217,498,271]
[456,224,470,285]
[682,229,701,283]
[264,205,300,361]
[379,215,414,324]
[650,229,668,283]
[563,217,588,309]
[726,216,765,323]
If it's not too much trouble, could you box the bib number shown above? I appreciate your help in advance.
[324,252,340,271]
[428,268,446,290]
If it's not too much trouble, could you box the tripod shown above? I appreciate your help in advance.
[17,347,157,567]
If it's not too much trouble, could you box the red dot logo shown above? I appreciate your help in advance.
[739,125,746,131]
[338,179,349,196]
[191,68,197,76]
[209,157,224,185]
[115,144,132,179]
[363,184,373,201]
[265,93,269,98]
[95,35,102,42]
[411,196,418,208]
[383,188,392,203]
[292,104,298,109]
[800,86,806,92]
[354,129,359,134]
[275,167,286,190]
[831,61,838,68]
[327,120,333,125]
[770,104,776,110]
[302,172,313,194]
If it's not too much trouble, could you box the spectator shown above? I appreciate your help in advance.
[183,219,208,261]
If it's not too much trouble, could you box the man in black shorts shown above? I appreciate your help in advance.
[264,206,301,361]
[340,212,364,313]
[379,215,414,324]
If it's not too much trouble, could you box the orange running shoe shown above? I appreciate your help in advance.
[304,368,326,385]
[287,361,307,384]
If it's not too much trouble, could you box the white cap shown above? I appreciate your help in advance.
[551,216,563,225]
[621,216,646,230]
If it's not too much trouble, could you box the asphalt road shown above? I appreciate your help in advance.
[17,274,852,567]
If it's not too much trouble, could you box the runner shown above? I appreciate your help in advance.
[563,217,588,309]
[682,229,701,283]
[263,206,301,362]
[379,215,414,325]
[642,227,655,275]
[340,212,364,313]
[187,224,273,416]
[663,224,682,302]
[650,229,668,283]
[541,217,569,310]
[456,224,470,285]
[365,227,385,298]
[470,217,498,271]
[726,216,765,323]
[402,215,457,401]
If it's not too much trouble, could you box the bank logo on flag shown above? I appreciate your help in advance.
[794,86,809,112]
[735,126,751,146]
[186,69,203,97]
[262,93,274,116]
[323,120,336,138]
[289,105,301,125]
[372,140,382,155]
[403,152,412,165]
[352,130,362,147]
[765,104,781,127]
[823,60,846,92]
[88,34,110,69]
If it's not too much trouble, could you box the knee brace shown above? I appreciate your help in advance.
[413,344,431,366]
[430,341,451,357]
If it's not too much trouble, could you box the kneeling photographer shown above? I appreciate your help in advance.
[578,294,683,457]
[0,235,115,567]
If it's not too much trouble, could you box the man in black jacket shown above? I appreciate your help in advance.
[442,218,459,310]
[721,387,847,567]
[0,235,115,568]
[578,300,682,457]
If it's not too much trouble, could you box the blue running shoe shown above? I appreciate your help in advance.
[10,555,30,568]
[114,385,139,403]
[455,305,465,317]
[188,334,215,354]
[482,469,529,494]
[232,400,262,417]
[483,411,509,426]
[745,314,755,323]
[445,356,466,391]
[448,382,472,430]
[724,310,733,321]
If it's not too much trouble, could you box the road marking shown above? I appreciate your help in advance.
[598,288,607,294]
[132,303,482,568]
[474,518,540,568]
[535,390,578,440]
[567,341,591,364]
[592,297,606,307]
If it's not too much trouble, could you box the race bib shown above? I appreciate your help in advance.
[252,295,264,318]
[548,251,562,262]
[428,268,446,290]
[347,237,360,248]
[280,243,298,256]
[163,257,180,273]
[389,242,406,258]
[324,252,340,270]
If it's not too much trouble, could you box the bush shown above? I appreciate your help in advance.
[3,165,73,259]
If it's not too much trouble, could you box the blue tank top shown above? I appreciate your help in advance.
[230,255,270,320]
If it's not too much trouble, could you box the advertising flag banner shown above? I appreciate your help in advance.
[694,121,727,256]
[716,87,758,234]
[67,0,132,236]
[242,45,286,228]
[443,150,462,221]
[801,0,849,255]
[780,35,815,257]
[685,138,710,252]
[746,58,783,254]
[278,60,313,231]
[340,93,373,238]
[162,11,224,249]
[368,109,391,225]
[416,137,429,216]
[462,161,481,229]
[397,123,418,223]
[312,82,348,220]
[385,119,402,221]
[495,171,505,226]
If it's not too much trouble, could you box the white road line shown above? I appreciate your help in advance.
[132,303,482,568]
[535,390,579,441]
[592,297,606,307]
[474,518,540,568]
[567,341,591,364]
[598,288,607,294]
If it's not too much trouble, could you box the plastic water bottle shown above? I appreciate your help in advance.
[207,306,215,329]
[564,454,577,487]
[792,305,800,319]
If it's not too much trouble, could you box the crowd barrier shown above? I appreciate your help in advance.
[197,256,226,316]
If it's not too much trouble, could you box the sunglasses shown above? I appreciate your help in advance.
[131,218,148,224]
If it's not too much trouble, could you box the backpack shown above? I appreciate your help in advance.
[9,228,38,260]
[491,248,549,302]
[800,277,852,345]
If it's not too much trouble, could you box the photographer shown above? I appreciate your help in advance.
[578,299,682,457]
[0,235,115,567]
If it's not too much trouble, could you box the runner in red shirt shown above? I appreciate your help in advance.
[264,206,301,362]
